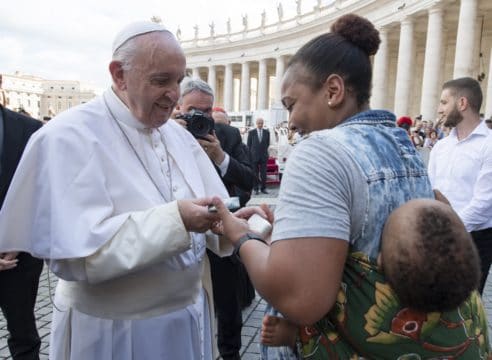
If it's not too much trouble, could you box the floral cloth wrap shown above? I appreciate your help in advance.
[299,252,490,359]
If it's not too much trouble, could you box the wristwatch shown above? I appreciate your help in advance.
[233,232,267,259]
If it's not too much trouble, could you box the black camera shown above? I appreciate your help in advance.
[176,110,215,139]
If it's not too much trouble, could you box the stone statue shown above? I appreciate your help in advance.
[316,0,322,9]
[242,14,248,30]
[261,10,266,28]
[176,27,182,40]
[277,2,284,21]
[193,24,199,40]
[227,18,231,34]
[209,22,215,37]
[296,0,302,16]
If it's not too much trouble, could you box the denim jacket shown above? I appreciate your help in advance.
[330,109,433,259]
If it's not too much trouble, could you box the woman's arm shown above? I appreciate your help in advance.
[241,236,348,325]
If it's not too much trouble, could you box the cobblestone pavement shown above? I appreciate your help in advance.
[2,185,492,359]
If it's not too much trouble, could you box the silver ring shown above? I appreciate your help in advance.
[204,146,208,151]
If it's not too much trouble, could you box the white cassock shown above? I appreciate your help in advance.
[0,88,231,360]
[276,127,291,160]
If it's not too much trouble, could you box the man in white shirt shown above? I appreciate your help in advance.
[428,77,492,293]
[0,22,233,360]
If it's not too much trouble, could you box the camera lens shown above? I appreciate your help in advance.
[190,119,210,137]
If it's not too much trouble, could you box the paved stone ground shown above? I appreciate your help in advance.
[2,184,492,359]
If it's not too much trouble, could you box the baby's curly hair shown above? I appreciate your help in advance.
[383,202,480,313]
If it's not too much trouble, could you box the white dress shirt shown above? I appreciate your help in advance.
[428,120,492,232]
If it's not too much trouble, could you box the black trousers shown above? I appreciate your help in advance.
[207,250,255,360]
[253,160,267,191]
[0,252,43,360]
[470,227,492,294]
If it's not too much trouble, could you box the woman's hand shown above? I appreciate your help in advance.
[211,198,273,245]
[234,203,273,223]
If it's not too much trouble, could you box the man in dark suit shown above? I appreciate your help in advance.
[0,105,44,360]
[175,79,255,360]
[247,118,270,194]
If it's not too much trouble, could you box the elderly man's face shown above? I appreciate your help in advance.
[178,90,214,117]
[256,118,264,128]
[121,33,186,128]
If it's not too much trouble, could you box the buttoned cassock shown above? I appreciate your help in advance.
[0,88,231,360]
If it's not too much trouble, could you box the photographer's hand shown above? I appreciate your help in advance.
[171,110,187,127]
[197,132,225,165]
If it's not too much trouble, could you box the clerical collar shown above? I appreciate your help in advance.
[103,87,147,130]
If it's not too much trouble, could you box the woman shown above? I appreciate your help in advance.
[213,14,490,359]
[423,129,439,148]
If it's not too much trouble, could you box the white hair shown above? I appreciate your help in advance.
[179,77,214,103]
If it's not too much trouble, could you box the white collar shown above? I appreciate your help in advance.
[450,120,490,141]
[103,87,147,130]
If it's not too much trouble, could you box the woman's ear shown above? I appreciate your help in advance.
[323,74,345,108]
[109,61,126,91]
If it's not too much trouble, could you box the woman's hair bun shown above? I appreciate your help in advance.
[330,14,381,56]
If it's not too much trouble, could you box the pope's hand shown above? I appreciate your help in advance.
[177,198,219,233]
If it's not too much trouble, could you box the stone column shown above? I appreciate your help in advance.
[485,48,492,118]
[192,67,200,79]
[207,65,216,95]
[420,6,444,121]
[371,27,388,109]
[275,56,285,107]
[453,0,478,78]
[394,18,415,117]
[258,59,268,110]
[241,62,251,111]
[223,64,234,111]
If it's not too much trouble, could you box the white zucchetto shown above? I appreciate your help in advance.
[112,21,169,54]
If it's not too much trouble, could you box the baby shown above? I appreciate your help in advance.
[261,198,481,351]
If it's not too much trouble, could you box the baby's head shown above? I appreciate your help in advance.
[381,199,480,313]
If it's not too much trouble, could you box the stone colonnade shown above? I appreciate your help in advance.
[186,0,492,120]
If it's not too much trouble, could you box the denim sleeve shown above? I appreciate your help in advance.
[271,134,365,244]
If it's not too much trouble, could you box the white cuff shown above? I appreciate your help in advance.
[217,153,230,177]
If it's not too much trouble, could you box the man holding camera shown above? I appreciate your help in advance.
[174,78,255,360]
[0,22,233,360]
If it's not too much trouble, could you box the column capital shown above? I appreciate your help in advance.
[428,3,444,15]
[377,26,388,36]
[400,16,414,27]
[428,0,444,13]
